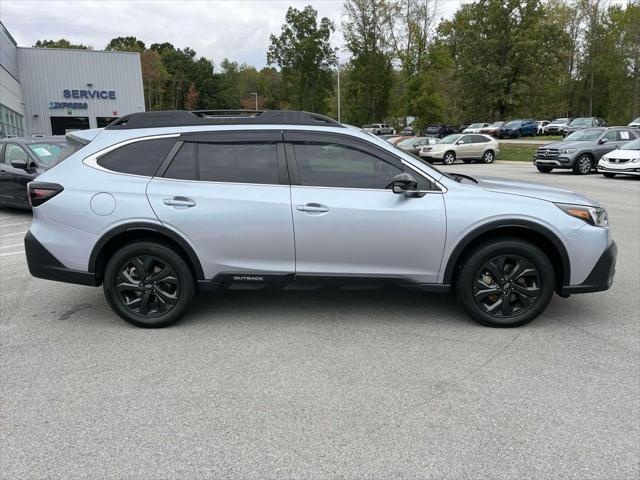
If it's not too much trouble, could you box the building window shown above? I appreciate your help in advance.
[0,104,25,138]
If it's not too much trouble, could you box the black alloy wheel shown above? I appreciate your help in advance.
[473,255,541,318]
[104,241,195,328]
[116,255,179,316]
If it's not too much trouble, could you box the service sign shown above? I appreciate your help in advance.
[63,89,116,100]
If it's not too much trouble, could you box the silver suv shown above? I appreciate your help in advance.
[24,110,617,328]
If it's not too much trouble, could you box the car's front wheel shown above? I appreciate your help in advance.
[457,238,555,327]
[573,154,593,175]
[103,241,195,328]
[443,151,456,165]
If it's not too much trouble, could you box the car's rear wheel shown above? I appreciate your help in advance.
[482,150,495,163]
[443,151,456,165]
[536,165,553,173]
[103,241,195,328]
[602,172,616,178]
[573,154,593,175]
[457,238,555,327]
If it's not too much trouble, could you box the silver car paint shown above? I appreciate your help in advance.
[29,122,611,288]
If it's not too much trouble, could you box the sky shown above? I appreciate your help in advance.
[0,0,466,69]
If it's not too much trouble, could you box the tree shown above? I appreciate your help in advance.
[185,83,199,110]
[342,0,395,125]
[105,36,145,52]
[34,39,91,49]
[267,5,337,113]
[140,49,168,110]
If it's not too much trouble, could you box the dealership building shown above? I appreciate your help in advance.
[1,22,145,137]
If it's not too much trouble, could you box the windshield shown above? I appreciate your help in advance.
[468,123,484,129]
[27,142,66,165]
[620,139,640,150]
[439,134,462,144]
[632,117,640,124]
[487,122,502,128]
[570,118,591,126]
[398,138,418,146]
[551,118,569,124]
[505,121,521,128]
[564,129,602,142]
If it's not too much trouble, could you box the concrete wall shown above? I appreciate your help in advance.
[17,47,145,135]
[0,22,25,116]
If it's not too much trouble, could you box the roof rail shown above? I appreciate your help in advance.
[104,110,344,130]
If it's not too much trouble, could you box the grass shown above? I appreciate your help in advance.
[497,143,538,162]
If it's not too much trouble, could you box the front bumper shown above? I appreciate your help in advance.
[598,162,640,176]
[24,231,99,286]
[560,241,617,295]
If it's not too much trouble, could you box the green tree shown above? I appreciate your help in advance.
[267,5,337,113]
[34,39,91,49]
[105,36,145,52]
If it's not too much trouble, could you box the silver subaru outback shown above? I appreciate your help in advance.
[24,110,617,328]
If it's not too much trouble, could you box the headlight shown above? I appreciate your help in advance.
[631,157,640,163]
[556,203,609,227]
[561,148,576,154]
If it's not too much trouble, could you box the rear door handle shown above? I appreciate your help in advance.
[296,203,329,213]
[163,197,196,208]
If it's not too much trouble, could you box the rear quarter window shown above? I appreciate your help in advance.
[97,137,176,176]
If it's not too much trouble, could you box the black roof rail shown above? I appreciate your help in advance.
[104,110,344,130]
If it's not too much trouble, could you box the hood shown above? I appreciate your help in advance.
[474,175,599,206]
[603,149,639,160]
[541,140,593,150]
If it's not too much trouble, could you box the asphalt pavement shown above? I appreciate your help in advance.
[1,162,638,479]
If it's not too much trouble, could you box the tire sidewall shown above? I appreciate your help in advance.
[483,150,495,163]
[444,151,456,165]
[457,239,555,327]
[103,241,195,328]
[574,155,593,175]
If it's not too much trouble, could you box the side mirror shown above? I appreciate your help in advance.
[599,138,608,144]
[457,140,465,145]
[10,159,29,170]
[389,172,417,195]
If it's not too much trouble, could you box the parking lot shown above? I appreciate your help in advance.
[1,161,638,479]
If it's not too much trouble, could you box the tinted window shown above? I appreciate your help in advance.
[164,142,197,180]
[471,135,490,143]
[617,130,635,142]
[293,142,401,189]
[459,135,474,143]
[5,144,28,164]
[98,137,175,176]
[602,130,617,142]
[198,143,279,184]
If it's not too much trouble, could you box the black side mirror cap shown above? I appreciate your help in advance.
[389,172,418,195]
[10,159,29,170]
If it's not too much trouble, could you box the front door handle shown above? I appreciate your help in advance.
[297,203,329,213]
[163,197,196,208]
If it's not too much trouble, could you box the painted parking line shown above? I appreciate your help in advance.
[0,250,24,257]
[0,243,23,249]
[0,231,27,238]
[0,222,31,228]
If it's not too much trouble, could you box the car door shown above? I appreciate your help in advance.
[0,143,33,206]
[284,131,446,284]
[594,130,619,160]
[146,131,295,280]
[456,135,475,158]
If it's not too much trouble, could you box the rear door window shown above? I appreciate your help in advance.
[97,137,176,176]
[471,135,490,143]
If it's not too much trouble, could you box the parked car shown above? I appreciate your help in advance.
[462,123,490,134]
[396,136,439,156]
[536,120,550,135]
[25,109,616,329]
[533,126,639,174]
[424,124,458,138]
[479,121,505,137]
[400,126,415,136]
[379,134,399,141]
[598,137,640,178]
[562,117,607,137]
[628,117,640,129]
[459,123,471,132]
[419,133,499,165]
[497,119,537,138]
[389,136,411,145]
[363,123,394,135]
[544,118,572,136]
[0,136,66,208]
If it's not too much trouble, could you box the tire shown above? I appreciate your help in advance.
[573,154,593,175]
[103,240,196,328]
[481,150,495,164]
[602,172,616,178]
[443,151,456,165]
[536,165,553,173]
[456,237,555,328]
